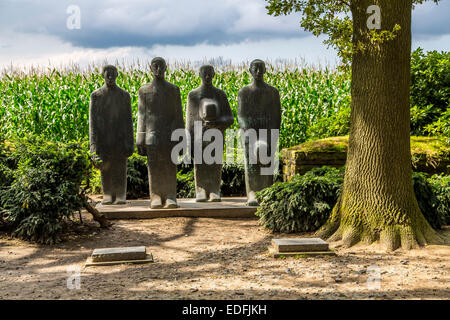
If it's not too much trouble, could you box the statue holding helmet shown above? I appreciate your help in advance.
[186,65,234,202]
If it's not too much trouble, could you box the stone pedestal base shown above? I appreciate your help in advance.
[96,197,258,219]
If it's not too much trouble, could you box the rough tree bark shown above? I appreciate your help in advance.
[317,0,442,250]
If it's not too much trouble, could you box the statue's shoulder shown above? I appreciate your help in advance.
[90,87,105,106]
[91,86,105,98]
[238,85,251,94]
[215,87,228,98]
[264,83,279,96]
[138,83,152,95]
[166,81,179,91]
[117,86,131,98]
[188,87,201,99]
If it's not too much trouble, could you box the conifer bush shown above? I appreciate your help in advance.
[0,136,90,244]
[256,167,344,233]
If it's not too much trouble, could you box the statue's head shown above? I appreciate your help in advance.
[151,57,167,80]
[249,59,266,81]
[199,65,215,86]
[102,65,118,88]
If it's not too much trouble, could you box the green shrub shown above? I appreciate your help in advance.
[306,48,450,140]
[177,169,196,198]
[410,48,450,136]
[428,174,450,225]
[307,97,351,140]
[126,153,149,199]
[424,108,450,145]
[257,166,447,233]
[256,166,344,233]
[221,163,246,196]
[412,172,446,229]
[410,104,441,136]
[304,166,345,178]
[0,136,90,244]
[88,168,102,194]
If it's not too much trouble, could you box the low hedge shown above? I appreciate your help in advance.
[257,166,449,233]
[428,174,450,225]
[256,167,344,233]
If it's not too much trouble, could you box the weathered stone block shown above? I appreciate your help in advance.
[272,238,329,253]
[91,246,147,262]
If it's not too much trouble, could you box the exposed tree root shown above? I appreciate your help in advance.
[318,220,443,251]
[316,195,444,251]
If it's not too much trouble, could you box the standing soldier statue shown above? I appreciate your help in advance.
[186,65,234,202]
[238,59,281,206]
[136,57,184,209]
[89,65,134,205]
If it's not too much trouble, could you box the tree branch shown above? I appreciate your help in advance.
[78,189,111,228]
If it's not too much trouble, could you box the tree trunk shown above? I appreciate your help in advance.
[317,0,441,250]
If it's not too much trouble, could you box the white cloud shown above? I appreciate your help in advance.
[1,0,306,48]
[0,31,338,70]
[226,0,300,34]
[0,0,448,70]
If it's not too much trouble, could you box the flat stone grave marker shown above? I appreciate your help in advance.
[272,238,329,252]
[270,238,335,257]
[86,246,153,266]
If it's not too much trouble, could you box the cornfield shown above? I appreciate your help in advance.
[0,62,351,149]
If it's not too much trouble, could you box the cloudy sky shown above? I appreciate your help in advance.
[0,0,449,69]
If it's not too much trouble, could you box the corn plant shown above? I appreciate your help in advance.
[0,62,351,149]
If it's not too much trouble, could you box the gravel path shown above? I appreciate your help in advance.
[0,215,449,300]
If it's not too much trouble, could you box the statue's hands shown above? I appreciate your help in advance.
[145,132,158,146]
[136,132,145,145]
[136,132,146,156]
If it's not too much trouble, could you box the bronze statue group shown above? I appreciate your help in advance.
[89,57,281,209]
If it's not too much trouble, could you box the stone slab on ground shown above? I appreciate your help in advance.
[268,247,336,258]
[272,238,329,253]
[91,246,147,262]
[85,254,154,267]
[96,197,257,219]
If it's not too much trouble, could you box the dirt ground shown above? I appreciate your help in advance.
[0,213,449,300]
